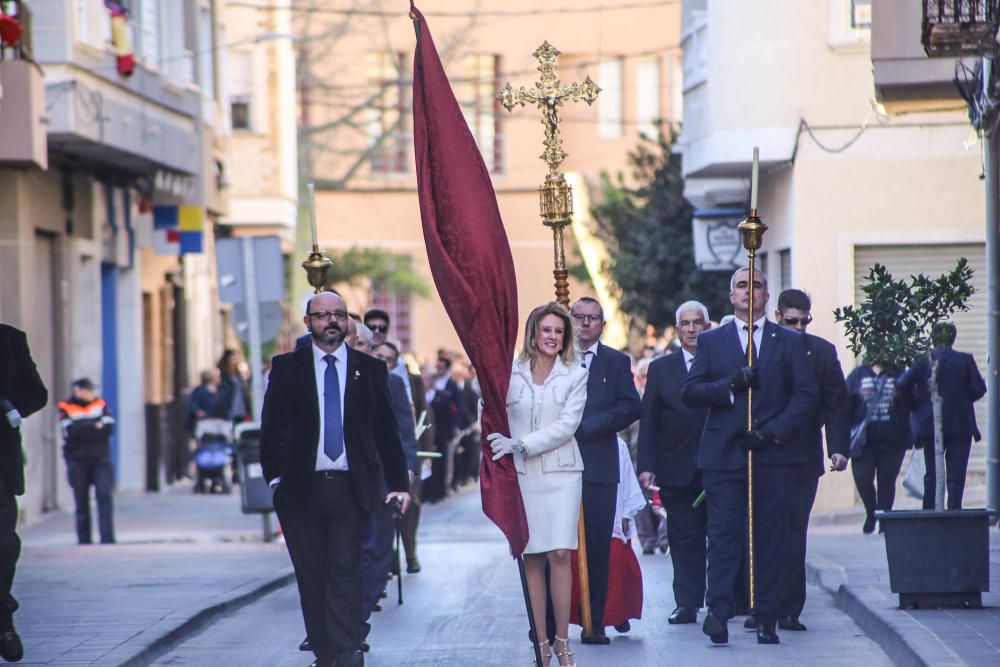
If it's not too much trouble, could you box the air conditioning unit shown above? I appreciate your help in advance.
[0,60,47,169]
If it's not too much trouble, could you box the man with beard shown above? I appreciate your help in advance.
[638,301,711,626]
[682,269,816,646]
[261,291,410,667]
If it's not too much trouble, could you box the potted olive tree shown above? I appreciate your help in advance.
[835,259,990,609]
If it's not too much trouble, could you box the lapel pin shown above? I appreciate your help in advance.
[354,370,361,379]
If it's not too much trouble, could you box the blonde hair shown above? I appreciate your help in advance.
[519,302,576,366]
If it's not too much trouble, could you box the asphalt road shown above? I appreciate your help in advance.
[153,487,893,667]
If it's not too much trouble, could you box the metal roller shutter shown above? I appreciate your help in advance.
[853,243,987,435]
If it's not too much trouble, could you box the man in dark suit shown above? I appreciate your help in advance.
[773,289,850,632]
[261,292,410,667]
[571,296,642,644]
[0,323,48,663]
[638,301,711,626]
[897,322,986,509]
[682,269,817,646]
[423,357,461,503]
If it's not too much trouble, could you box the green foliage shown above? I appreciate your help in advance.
[590,125,732,329]
[324,246,432,299]
[833,259,974,370]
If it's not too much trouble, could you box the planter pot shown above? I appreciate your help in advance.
[875,508,990,609]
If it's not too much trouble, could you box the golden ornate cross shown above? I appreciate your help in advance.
[497,42,600,307]
[497,42,600,178]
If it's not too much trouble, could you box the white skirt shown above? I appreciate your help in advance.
[519,454,582,554]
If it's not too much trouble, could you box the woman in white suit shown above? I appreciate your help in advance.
[487,302,588,667]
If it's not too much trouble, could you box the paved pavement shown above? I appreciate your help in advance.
[153,487,890,667]
[806,524,1000,667]
[8,477,998,666]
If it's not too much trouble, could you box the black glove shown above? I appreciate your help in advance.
[730,366,758,394]
[740,428,775,453]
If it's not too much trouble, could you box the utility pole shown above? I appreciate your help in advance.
[985,56,1000,525]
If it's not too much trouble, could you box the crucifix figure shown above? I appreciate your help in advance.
[498,41,600,307]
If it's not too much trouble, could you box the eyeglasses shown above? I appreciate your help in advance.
[308,310,349,322]
[368,324,388,333]
[572,314,603,324]
[782,315,813,326]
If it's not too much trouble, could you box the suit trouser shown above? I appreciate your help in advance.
[703,466,789,625]
[920,436,973,509]
[634,505,668,551]
[361,502,395,619]
[582,480,617,629]
[661,480,708,609]
[66,457,115,544]
[851,446,906,517]
[779,466,819,619]
[399,476,422,565]
[275,473,366,663]
[0,476,19,628]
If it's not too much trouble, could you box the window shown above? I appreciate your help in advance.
[598,56,624,139]
[77,0,112,49]
[635,57,661,139]
[371,273,413,352]
[779,249,792,292]
[140,0,160,68]
[457,54,504,174]
[229,52,253,131]
[199,7,215,98]
[367,52,412,175]
[851,0,872,29]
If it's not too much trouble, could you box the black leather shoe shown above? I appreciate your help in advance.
[299,637,311,651]
[778,615,807,631]
[0,628,23,662]
[580,627,610,645]
[668,606,698,625]
[406,559,421,573]
[371,601,382,612]
[702,613,728,644]
[743,616,757,630]
[756,622,780,644]
[642,546,655,555]
[359,640,370,653]
[614,621,631,633]
[863,514,876,534]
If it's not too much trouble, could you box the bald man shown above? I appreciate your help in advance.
[261,291,410,667]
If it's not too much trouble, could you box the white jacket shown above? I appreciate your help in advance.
[506,357,589,474]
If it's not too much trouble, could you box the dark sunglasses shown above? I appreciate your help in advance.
[782,315,812,326]
[368,324,389,333]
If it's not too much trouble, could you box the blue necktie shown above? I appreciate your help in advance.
[323,355,344,461]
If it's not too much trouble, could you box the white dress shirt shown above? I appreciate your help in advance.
[578,341,599,370]
[734,315,767,356]
[681,348,695,371]
[313,342,349,471]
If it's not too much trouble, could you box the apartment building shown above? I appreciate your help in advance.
[0,1,229,523]
[294,0,683,359]
[678,0,985,511]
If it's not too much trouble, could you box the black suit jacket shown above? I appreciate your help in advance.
[576,342,642,484]
[898,346,987,442]
[800,333,851,477]
[637,352,707,488]
[260,344,409,514]
[0,325,48,496]
[682,320,817,471]
[429,377,461,446]
[388,373,418,471]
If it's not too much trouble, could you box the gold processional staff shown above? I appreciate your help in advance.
[497,42,600,637]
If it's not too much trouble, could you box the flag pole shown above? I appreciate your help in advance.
[498,41,601,638]
[737,147,767,613]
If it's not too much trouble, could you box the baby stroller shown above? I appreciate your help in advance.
[193,418,234,494]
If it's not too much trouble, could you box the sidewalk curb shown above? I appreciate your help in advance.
[106,566,295,667]
[805,557,965,667]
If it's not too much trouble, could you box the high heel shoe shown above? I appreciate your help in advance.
[554,636,576,667]
[533,639,552,666]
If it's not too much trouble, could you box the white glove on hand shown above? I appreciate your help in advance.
[487,433,524,461]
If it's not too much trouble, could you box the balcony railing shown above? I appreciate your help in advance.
[922,0,1000,56]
